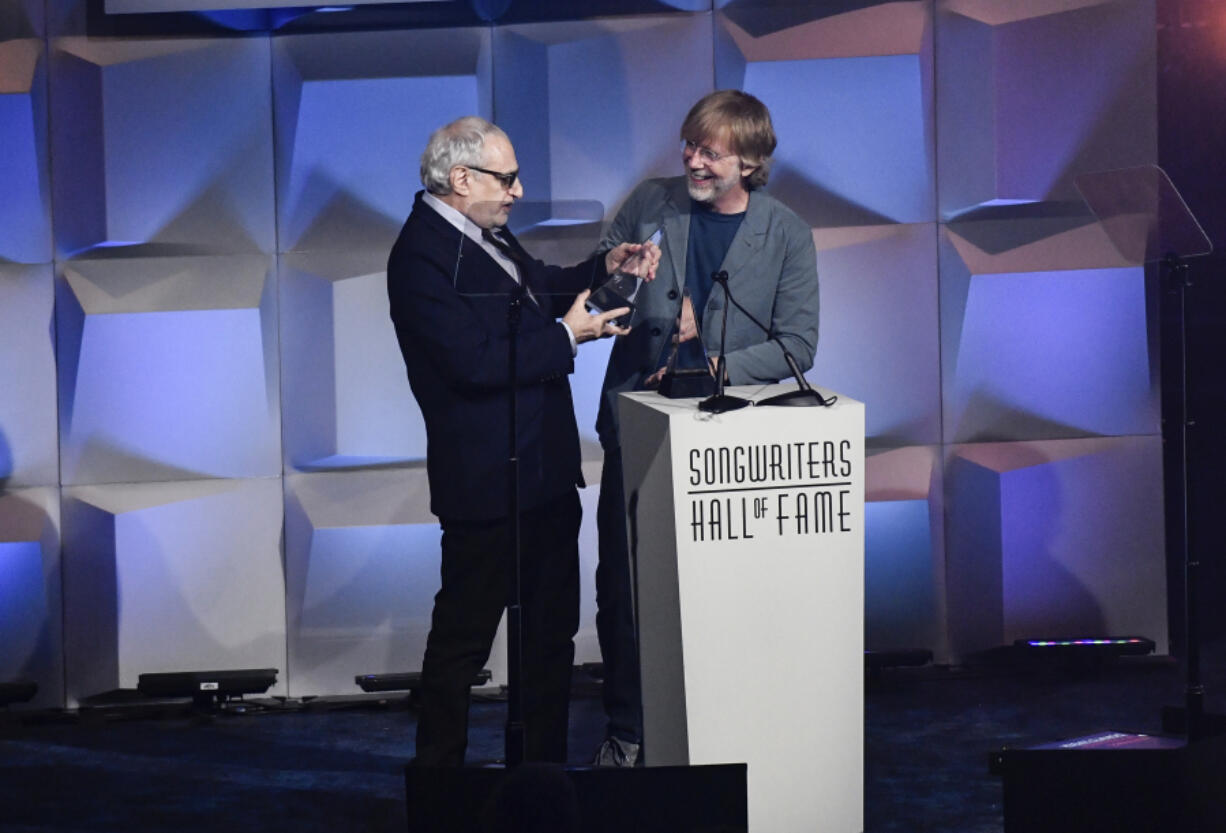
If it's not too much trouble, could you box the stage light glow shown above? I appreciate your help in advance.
[1014,636,1156,657]
[1025,638,1149,648]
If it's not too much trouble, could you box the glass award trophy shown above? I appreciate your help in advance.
[651,288,716,399]
[585,230,663,328]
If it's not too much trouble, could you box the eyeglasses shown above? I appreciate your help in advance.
[681,139,733,164]
[466,165,520,190]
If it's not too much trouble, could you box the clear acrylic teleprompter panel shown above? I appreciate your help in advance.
[1075,165,1212,265]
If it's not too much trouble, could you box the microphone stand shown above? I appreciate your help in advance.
[707,271,834,408]
[1163,251,1212,742]
[698,271,750,413]
[483,224,533,766]
[1072,166,1218,742]
[504,279,526,766]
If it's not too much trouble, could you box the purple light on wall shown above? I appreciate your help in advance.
[745,54,933,224]
[280,74,480,251]
[865,500,939,652]
[999,442,1166,647]
[992,3,1156,202]
[0,41,51,263]
[951,266,1155,439]
[59,304,280,483]
[0,542,48,673]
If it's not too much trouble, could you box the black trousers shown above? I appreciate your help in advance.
[414,489,581,766]
[594,446,643,744]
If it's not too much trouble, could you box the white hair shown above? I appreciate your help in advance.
[419,116,508,195]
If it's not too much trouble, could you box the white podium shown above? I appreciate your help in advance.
[620,385,864,833]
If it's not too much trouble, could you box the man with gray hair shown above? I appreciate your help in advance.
[387,116,658,766]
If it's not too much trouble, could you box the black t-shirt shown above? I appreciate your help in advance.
[685,201,745,318]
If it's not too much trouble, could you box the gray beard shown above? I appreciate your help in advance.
[686,178,717,204]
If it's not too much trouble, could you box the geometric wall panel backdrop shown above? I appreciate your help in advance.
[284,469,439,698]
[272,27,492,254]
[0,263,58,488]
[61,478,287,705]
[56,255,281,486]
[944,436,1167,658]
[864,445,946,658]
[283,462,613,697]
[936,0,1156,219]
[0,1,1171,707]
[939,227,1159,444]
[279,250,424,472]
[809,224,941,448]
[0,37,51,264]
[282,462,612,696]
[1,0,44,38]
[0,487,63,709]
[285,467,527,695]
[717,1,935,227]
[500,0,710,22]
[494,15,712,229]
[48,36,274,258]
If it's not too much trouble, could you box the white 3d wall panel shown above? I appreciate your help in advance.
[0,0,1167,706]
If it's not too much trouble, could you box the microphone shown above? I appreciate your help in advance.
[698,271,751,413]
[708,271,834,408]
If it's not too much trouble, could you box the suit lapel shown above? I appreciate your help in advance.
[417,200,534,304]
[719,189,768,283]
[660,180,690,298]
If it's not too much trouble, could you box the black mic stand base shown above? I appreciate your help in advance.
[697,394,751,414]
[758,388,826,407]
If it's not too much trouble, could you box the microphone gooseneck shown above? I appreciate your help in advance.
[697,271,750,413]
[710,271,834,408]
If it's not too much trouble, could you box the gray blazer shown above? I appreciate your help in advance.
[595,176,820,446]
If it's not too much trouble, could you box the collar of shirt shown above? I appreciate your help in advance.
[423,191,518,281]
[422,192,572,352]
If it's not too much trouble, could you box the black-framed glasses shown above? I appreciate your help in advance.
[466,165,520,189]
[681,139,732,164]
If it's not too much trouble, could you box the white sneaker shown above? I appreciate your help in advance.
[591,736,641,767]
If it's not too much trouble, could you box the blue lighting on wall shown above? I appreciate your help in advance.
[0,542,48,669]
[865,500,938,651]
[954,266,1153,437]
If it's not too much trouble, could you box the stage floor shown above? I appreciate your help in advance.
[2,645,1224,832]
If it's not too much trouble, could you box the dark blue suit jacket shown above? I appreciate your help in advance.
[387,192,604,522]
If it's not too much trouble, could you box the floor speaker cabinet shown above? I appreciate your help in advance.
[0,680,37,706]
[405,763,747,833]
[994,731,1226,833]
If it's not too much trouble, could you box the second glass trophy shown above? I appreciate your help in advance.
[586,229,663,328]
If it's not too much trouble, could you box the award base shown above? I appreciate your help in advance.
[658,367,715,399]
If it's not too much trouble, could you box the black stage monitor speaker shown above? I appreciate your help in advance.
[355,669,491,694]
[137,668,277,707]
[993,730,1226,833]
[0,680,37,707]
[406,762,747,833]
